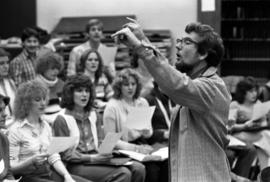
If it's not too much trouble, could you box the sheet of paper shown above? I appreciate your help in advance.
[118,150,146,161]
[125,106,156,130]
[252,101,270,121]
[47,137,77,155]
[0,159,4,174]
[101,46,117,66]
[151,147,168,160]
[201,0,215,12]
[98,132,122,154]
[227,135,246,147]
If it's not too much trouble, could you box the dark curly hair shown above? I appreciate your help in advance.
[21,27,40,42]
[60,74,96,111]
[112,68,142,100]
[234,77,258,104]
[185,22,224,67]
[79,49,103,85]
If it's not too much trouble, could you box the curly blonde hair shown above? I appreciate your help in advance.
[13,80,49,120]
[112,68,142,99]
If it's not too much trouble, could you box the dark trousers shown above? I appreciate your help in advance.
[20,168,92,182]
[67,161,145,182]
[144,159,168,182]
[227,144,257,178]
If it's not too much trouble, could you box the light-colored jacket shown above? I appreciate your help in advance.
[137,46,231,182]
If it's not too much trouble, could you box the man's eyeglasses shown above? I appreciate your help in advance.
[176,37,199,46]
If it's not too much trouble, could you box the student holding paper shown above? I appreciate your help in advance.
[229,77,270,169]
[53,75,145,182]
[79,49,114,111]
[8,80,91,182]
[103,68,164,182]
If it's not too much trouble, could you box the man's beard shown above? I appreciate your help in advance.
[175,60,194,74]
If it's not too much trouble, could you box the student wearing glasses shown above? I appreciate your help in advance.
[112,21,231,181]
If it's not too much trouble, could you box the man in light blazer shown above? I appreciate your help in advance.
[112,19,231,182]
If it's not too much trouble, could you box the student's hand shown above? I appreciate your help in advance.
[90,153,112,162]
[138,129,152,138]
[136,144,153,154]
[128,129,141,140]
[31,153,49,167]
[244,120,260,128]
[163,131,170,139]
[63,174,75,182]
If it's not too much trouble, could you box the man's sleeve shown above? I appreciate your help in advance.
[136,45,217,113]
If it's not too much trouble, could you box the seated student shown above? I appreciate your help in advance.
[53,74,145,182]
[9,27,40,87]
[35,51,65,124]
[79,49,113,111]
[226,144,257,180]
[0,94,16,182]
[144,81,172,146]
[103,68,163,182]
[8,80,91,182]
[0,48,16,118]
[228,77,270,169]
[67,19,117,78]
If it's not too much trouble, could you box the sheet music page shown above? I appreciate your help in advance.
[98,132,122,154]
[47,137,77,155]
[125,106,155,130]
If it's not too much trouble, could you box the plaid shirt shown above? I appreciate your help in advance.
[9,50,37,87]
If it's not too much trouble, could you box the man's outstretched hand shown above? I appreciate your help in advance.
[111,17,146,48]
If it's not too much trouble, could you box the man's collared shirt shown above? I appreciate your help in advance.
[9,50,37,86]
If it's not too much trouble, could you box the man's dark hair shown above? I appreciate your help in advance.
[33,26,51,45]
[185,22,224,67]
[60,74,96,111]
[21,27,40,42]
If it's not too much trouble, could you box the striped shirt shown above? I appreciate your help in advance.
[9,50,37,87]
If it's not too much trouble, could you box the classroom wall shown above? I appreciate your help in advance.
[37,0,197,62]
[37,0,197,39]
